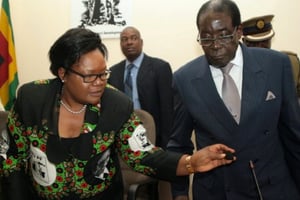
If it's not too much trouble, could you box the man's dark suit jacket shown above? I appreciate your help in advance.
[108,54,173,149]
[167,44,300,200]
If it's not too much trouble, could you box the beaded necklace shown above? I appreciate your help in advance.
[60,100,87,114]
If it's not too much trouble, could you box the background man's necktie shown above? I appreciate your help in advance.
[221,63,241,123]
[124,64,134,98]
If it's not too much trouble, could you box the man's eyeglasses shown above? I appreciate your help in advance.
[67,68,111,83]
[197,27,237,47]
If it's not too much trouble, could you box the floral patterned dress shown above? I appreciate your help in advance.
[0,78,181,200]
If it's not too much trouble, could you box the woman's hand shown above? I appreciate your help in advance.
[176,143,236,175]
[191,144,236,172]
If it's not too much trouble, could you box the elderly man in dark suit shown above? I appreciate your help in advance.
[109,26,173,150]
[167,0,300,199]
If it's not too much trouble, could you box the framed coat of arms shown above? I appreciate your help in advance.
[71,0,132,38]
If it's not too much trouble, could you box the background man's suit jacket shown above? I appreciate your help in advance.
[168,44,300,200]
[109,54,173,149]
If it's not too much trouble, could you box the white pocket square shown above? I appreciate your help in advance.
[265,91,276,101]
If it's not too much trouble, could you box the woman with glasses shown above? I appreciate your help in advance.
[0,28,235,200]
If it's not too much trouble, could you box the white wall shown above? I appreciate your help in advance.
[4,0,300,85]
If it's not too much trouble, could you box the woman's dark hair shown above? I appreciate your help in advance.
[196,0,241,29]
[49,28,108,76]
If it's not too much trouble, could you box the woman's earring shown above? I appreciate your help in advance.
[61,79,65,83]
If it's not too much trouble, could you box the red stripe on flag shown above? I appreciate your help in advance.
[0,31,11,86]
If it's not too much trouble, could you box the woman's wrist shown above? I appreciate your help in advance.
[185,155,195,174]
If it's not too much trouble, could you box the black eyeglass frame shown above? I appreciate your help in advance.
[67,68,111,83]
[197,27,237,47]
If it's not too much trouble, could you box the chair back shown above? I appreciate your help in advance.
[119,109,158,200]
[0,111,8,131]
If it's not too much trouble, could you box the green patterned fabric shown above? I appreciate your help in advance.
[0,79,179,200]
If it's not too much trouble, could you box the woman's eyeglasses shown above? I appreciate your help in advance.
[67,68,111,83]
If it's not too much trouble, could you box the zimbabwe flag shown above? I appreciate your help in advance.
[0,0,19,111]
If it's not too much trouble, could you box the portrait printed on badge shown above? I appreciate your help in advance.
[128,125,154,152]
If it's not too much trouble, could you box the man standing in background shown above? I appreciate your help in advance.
[242,14,300,99]
[109,26,173,150]
[109,26,174,200]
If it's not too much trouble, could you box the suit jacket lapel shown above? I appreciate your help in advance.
[240,45,266,124]
[136,54,150,83]
[191,59,239,133]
